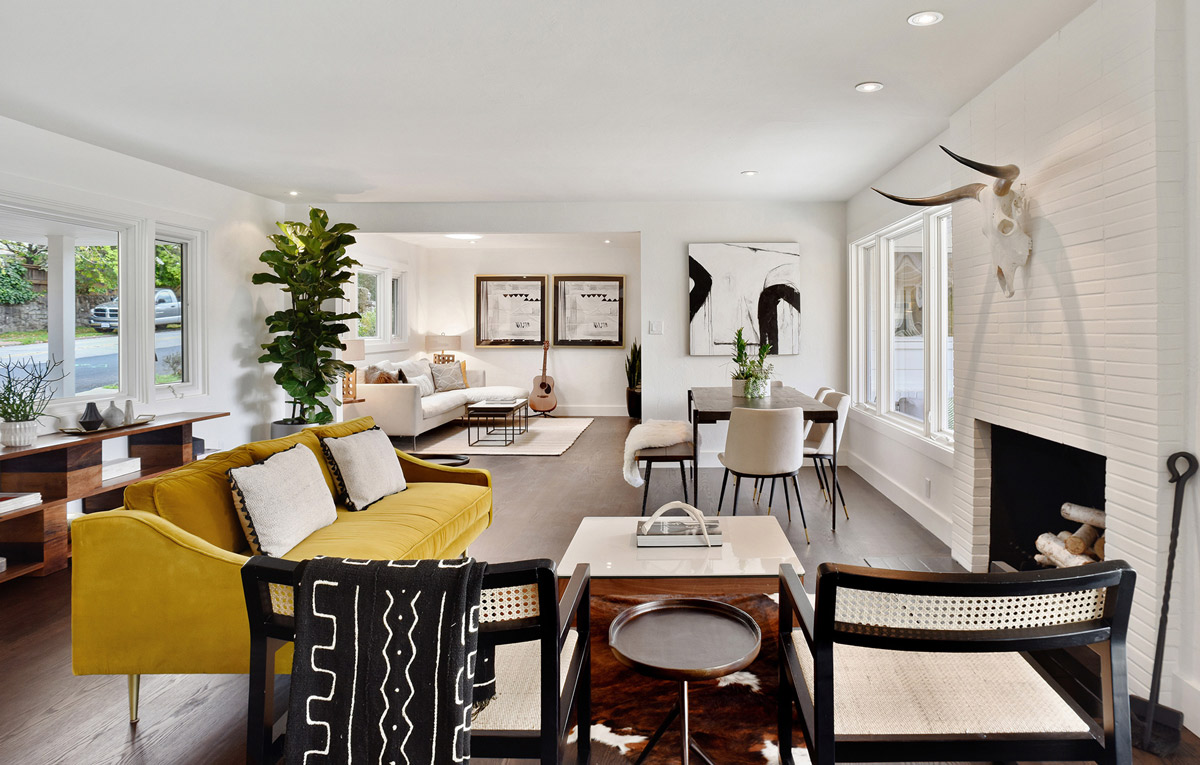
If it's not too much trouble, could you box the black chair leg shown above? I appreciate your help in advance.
[641,462,653,517]
[768,478,777,514]
[813,457,829,502]
[792,474,809,544]
[731,475,741,516]
[717,468,729,515]
[679,461,689,503]
[832,466,848,518]
[782,474,792,523]
[777,669,793,764]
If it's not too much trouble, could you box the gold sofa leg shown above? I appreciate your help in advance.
[128,674,140,724]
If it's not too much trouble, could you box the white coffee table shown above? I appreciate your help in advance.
[558,515,803,596]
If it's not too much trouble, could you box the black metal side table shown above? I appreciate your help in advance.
[608,598,761,764]
[466,399,529,446]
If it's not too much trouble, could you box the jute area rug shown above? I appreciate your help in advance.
[421,416,593,456]
[581,594,810,764]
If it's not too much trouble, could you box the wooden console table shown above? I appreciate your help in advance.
[0,411,228,585]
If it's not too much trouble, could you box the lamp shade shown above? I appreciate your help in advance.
[425,333,462,352]
[342,338,366,361]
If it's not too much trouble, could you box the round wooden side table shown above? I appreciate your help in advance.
[608,598,761,765]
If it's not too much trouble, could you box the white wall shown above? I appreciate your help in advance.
[413,243,640,416]
[845,0,1195,712]
[0,115,285,449]
[294,201,847,461]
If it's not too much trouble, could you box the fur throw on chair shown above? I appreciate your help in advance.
[623,420,693,488]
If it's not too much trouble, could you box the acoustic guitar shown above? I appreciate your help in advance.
[530,340,557,415]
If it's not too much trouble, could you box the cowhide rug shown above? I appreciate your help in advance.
[577,593,810,764]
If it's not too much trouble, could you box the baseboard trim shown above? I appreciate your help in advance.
[553,404,629,417]
[1175,672,1200,736]
[843,452,952,543]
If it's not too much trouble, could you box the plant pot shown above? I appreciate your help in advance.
[744,378,771,399]
[0,420,38,447]
[731,379,747,398]
[626,387,642,420]
[270,420,309,439]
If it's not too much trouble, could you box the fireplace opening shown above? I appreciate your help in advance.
[989,424,1106,571]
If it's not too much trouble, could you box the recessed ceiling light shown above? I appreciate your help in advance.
[907,10,944,26]
[604,239,612,244]
[468,240,477,244]
[855,81,884,93]
[288,191,299,196]
[741,170,759,176]
[444,234,483,240]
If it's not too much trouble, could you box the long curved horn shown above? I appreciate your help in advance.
[940,145,1019,195]
[872,183,986,206]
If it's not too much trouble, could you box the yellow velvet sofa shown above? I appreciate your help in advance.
[71,417,492,720]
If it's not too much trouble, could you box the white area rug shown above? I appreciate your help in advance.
[420,417,593,456]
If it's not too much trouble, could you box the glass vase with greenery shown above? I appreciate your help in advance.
[253,208,361,426]
[0,356,66,446]
[729,327,773,397]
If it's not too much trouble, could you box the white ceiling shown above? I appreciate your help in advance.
[2,1,1093,204]
[381,232,640,250]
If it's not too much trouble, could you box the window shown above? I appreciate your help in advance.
[350,265,408,349]
[153,240,185,385]
[0,211,124,399]
[850,207,954,443]
[356,271,380,340]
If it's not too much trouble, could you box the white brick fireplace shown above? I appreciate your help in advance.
[946,0,1186,696]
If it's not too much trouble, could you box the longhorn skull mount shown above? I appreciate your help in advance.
[873,145,1032,298]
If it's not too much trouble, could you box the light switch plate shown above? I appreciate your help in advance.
[648,320,664,335]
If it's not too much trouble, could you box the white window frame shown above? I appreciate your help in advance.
[349,259,410,353]
[849,206,953,451]
[153,223,207,401]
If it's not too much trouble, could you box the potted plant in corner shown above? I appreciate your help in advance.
[625,341,641,419]
[253,208,361,437]
[729,327,773,398]
[0,356,66,447]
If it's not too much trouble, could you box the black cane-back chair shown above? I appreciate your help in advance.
[242,556,590,764]
[778,560,1135,765]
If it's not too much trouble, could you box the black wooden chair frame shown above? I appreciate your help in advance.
[777,560,1135,765]
[242,556,591,765]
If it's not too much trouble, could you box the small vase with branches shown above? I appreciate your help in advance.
[0,355,67,446]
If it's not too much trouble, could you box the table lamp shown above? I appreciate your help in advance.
[341,338,366,401]
[426,333,462,364]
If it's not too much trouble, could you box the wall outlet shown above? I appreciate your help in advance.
[924,477,932,498]
[648,320,663,335]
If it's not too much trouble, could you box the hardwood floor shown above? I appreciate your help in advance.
[0,416,1194,764]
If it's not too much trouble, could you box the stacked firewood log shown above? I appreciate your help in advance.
[1032,503,1106,568]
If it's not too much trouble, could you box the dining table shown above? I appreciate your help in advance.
[689,386,841,529]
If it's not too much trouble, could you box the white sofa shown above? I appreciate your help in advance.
[345,360,528,448]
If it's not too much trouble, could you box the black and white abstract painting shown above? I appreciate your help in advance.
[553,275,624,347]
[688,242,801,356]
[475,274,547,346]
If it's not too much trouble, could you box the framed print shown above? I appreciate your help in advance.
[688,242,801,356]
[553,275,624,347]
[475,275,547,347]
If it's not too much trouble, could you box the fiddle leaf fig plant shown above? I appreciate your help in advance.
[253,208,360,425]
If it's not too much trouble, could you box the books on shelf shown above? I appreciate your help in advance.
[635,517,723,547]
[0,492,42,515]
[0,556,6,573]
[102,457,142,481]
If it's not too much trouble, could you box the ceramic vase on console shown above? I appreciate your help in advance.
[101,399,123,428]
[123,399,136,425]
[78,402,104,431]
[0,420,37,447]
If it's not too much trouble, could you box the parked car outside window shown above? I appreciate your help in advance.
[89,288,181,331]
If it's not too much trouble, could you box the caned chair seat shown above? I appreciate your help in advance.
[788,632,1091,736]
[473,629,579,731]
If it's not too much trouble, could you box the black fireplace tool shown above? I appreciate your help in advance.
[1131,450,1196,755]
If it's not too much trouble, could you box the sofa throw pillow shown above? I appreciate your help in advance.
[363,365,399,385]
[319,427,407,511]
[397,359,431,385]
[411,373,436,397]
[430,361,468,392]
[228,445,337,556]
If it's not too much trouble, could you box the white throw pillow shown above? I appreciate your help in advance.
[411,373,435,397]
[320,427,407,511]
[228,446,337,557]
[397,358,431,384]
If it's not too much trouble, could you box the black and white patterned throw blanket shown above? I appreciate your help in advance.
[286,557,487,765]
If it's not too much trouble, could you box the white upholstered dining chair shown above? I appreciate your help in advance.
[716,407,811,542]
